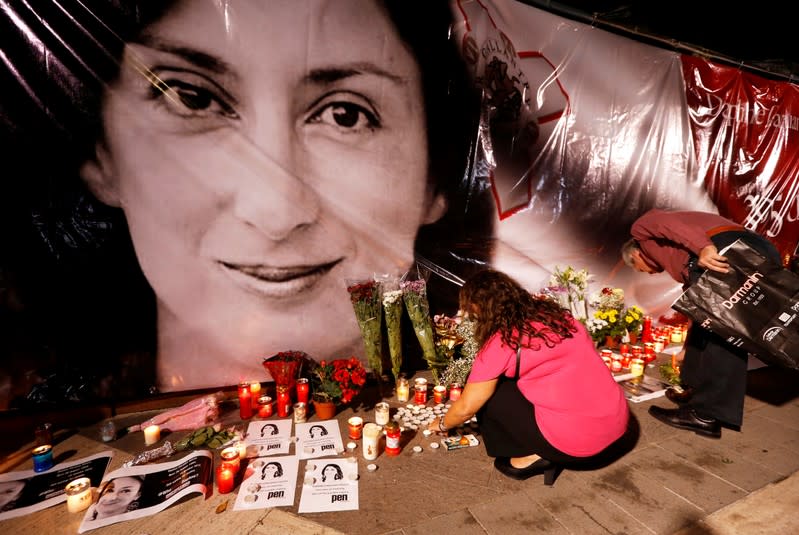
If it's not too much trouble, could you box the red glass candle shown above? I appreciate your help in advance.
[384,421,401,456]
[433,385,447,404]
[276,385,291,418]
[448,383,463,402]
[257,395,273,418]
[238,382,253,420]
[618,343,629,355]
[641,315,653,343]
[296,378,310,404]
[216,465,235,494]
[220,447,240,474]
[347,416,363,439]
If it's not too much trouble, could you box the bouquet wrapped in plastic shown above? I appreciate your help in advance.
[401,278,448,382]
[380,276,404,383]
[346,279,384,376]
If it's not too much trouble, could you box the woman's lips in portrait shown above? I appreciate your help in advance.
[219,258,343,298]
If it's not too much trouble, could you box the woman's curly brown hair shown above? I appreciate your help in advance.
[459,269,576,351]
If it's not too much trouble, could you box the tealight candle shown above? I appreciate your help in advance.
[143,424,161,446]
[32,445,54,472]
[65,477,92,513]
[216,465,235,494]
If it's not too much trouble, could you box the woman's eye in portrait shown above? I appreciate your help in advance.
[306,92,380,136]
[147,70,239,123]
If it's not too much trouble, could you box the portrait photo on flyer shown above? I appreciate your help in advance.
[77,450,213,534]
[295,421,344,460]
[298,458,359,513]
[0,451,113,521]
[233,454,299,510]
[244,419,293,457]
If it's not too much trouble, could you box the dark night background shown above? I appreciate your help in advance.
[524,0,798,81]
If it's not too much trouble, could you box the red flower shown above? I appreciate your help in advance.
[310,356,367,405]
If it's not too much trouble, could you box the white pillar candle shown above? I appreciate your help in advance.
[143,424,161,445]
[65,477,92,513]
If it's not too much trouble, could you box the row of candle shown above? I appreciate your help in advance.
[238,379,310,420]
[396,376,462,405]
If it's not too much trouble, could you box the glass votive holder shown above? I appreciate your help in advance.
[220,446,240,474]
[296,378,310,404]
[396,376,410,403]
[293,402,307,423]
[375,402,390,425]
[99,420,117,442]
[34,423,53,447]
[347,416,364,439]
[257,395,274,418]
[65,477,92,513]
[32,444,54,472]
[216,465,235,494]
[433,385,447,404]
[448,382,463,401]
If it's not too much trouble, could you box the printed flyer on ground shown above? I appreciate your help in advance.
[232,454,300,510]
[298,458,359,513]
[0,451,113,521]
[77,450,213,533]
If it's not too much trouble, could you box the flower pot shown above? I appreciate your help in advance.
[627,330,639,345]
[313,400,337,420]
[605,336,621,349]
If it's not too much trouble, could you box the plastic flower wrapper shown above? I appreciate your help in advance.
[346,278,383,376]
[549,266,592,320]
[439,316,479,387]
[401,278,448,382]
[378,276,404,384]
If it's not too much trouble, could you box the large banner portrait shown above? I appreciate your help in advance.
[1,0,796,409]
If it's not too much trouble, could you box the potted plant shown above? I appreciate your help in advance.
[309,357,367,419]
[587,287,627,348]
[622,305,645,343]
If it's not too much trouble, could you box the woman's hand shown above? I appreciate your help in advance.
[697,245,729,273]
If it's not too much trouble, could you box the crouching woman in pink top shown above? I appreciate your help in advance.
[428,269,635,485]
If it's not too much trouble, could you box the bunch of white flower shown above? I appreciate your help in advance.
[548,265,592,320]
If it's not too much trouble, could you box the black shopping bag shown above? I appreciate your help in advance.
[672,239,799,369]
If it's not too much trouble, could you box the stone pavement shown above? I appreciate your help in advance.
[277,362,799,535]
[2,359,798,535]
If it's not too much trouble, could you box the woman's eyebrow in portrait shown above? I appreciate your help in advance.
[134,36,237,77]
[305,63,408,87]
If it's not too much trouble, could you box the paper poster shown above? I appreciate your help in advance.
[233,455,299,510]
[78,450,212,533]
[295,421,344,459]
[0,451,113,521]
[244,419,293,456]
[298,457,359,513]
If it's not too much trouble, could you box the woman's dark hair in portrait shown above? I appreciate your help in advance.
[308,425,329,438]
[262,462,284,479]
[0,0,493,407]
[459,269,576,351]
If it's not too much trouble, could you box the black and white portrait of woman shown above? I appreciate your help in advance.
[0,0,489,404]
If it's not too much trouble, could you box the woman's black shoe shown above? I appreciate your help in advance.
[493,457,563,485]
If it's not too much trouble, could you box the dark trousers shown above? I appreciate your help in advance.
[682,230,781,427]
[478,376,638,466]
